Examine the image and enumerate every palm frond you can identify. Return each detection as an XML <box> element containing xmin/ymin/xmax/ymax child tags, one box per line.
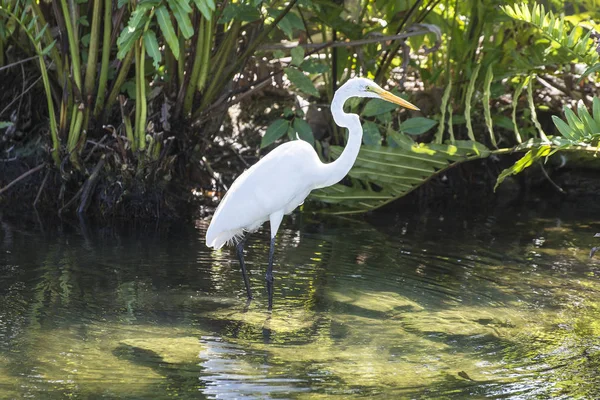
<box><xmin>311</xmin><ymin>134</ymin><xmax>490</xmax><ymax>214</ymax></box>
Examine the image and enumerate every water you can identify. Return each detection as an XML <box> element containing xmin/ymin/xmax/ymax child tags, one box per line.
<box><xmin>0</xmin><ymin>208</ymin><xmax>599</xmax><ymax>399</ymax></box>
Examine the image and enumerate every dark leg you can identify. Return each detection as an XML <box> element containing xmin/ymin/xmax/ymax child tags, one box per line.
<box><xmin>236</xmin><ymin>240</ymin><xmax>253</xmax><ymax>300</ymax></box>
<box><xmin>266</xmin><ymin>237</ymin><xmax>276</xmax><ymax>310</ymax></box>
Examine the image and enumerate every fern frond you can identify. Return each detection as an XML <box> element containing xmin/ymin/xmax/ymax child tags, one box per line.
<box><xmin>553</xmin><ymin>98</ymin><xmax>600</xmax><ymax>143</ymax></box>
<box><xmin>502</xmin><ymin>3</ymin><xmax>599</xmax><ymax>67</ymax></box>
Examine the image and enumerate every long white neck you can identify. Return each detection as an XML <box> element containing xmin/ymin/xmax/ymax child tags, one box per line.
<box><xmin>316</xmin><ymin>90</ymin><xmax>362</xmax><ymax>188</ymax></box>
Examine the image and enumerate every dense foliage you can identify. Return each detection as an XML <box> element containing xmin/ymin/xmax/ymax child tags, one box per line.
<box><xmin>0</xmin><ymin>0</ymin><xmax>598</xmax><ymax>217</ymax></box>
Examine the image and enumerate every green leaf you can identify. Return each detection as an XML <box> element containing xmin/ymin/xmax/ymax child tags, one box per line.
<box><xmin>483</xmin><ymin>64</ymin><xmax>497</xmax><ymax>148</ymax></box>
<box><xmin>205</xmin><ymin>0</ymin><xmax>216</xmax><ymax>10</ymax></box>
<box><xmin>593</xmin><ymin>97</ymin><xmax>600</xmax><ymax>127</ymax></box>
<box><xmin>129</xmin><ymin>5</ymin><xmax>151</xmax><ymax>29</ymax></box>
<box><xmin>290</xmin><ymin>46</ymin><xmax>305</xmax><ymax>66</ymax></box>
<box><xmin>143</xmin><ymin>30</ymin><xmax>161</xmax><ymax>69</ymax></box>
<box><xmin>293</xmin><ymin>118</ymin><xmax>314</xmax><ymax>145</ymax></box>
<box><xmin>279</xmin><ymin>12</ymin><xmax>303</xmax><ymax>39</ymax></box>
<box><xmin>300</xmin><ymin>59</ymin><xmax>328</xmax><ymax>73</ymax></box>
<box><xmin>117</xmin><ymin>5</ymin><xmax>152</xmax><ymax>59</ymax></box>
<box><xmin>156</xmin><ymin>5</ymin><xmax>179</xmax><ymax>59</ymax></box>
<box><xmin>284</xmin><ymin>12</ymin><xmax>304</xmax><ymax>30</ymax></box>
<box><xmin>40</xmin><ymin>40</ymin><xmax>57</xmax><ymax>56</ymax></box>
<box><xmin>116</xmin><ymin>25</ymin><xmax>143</xmax><ymax>60</ymax></box>
<box><xmin>78</xmin><ymin>15</ymin><xmax>89</xmax><ymax>27</ymax></box>
<box><xmin>552</xmin><ymin>115</ymin><xmax>576</xmax><ymax>140</ymax></box>
<box><xmin>362</xmin><ymin>121</ymin><xmax>382</xmax><ymax>145</ymax></box>
<box><xmin>578</xmin><ymin>64</ymin><xmax>600</xmax><ymax>84</ymax></box>
<box><xmin>577</xmin><ymin>101</ymin><xmax>599</xmax><ymax>136</ymax></box>
<box><xmin>563</xmin><ymin>106</ymin><xmax>585</xmax><ymax>139</ymax></box>
<box><xmin>175</xmin><ymin>0</ymin><xmax>192</xmax><ymax>13</ymax></box>
<box><xmin>193</xmin><ymin>0</ymin><xmax>213</xmax><ymax>20</ymax></box>
<box><xmin>276</xmin><ymin>13</ymin><xmax>293</xmax><ymax>39</ymax></box>
<box><xmin>284</xmin><ymin>67</ymin><xmax>319</xmax><ymax>97</ymax></box>
<box><xmin>399</xmin><ymin>117</ymin><xmax>438</xmax><ymax>135</ymax></box>
<box><xmin>219</xmin><ymin>4</ymin><xmax>260</xmax><ymax>23</ymax></box>
<box><xmin>34</xmin><ymin>23</ymin><xmax>48</xmax><ymax>43</ymax></box>
<box><xmin>387</xmin><ymin>130</ymin><xmax>415</xmax><ymax>149</ymax></box>
<box><xmin>311</xmin><ymin>140</ymin><xmax>489</xmax><ymax>213</ymax></box>
<box><xmin>121</xmin><ymin>80</ymin><xmax>137</xmax><ymax>99</ymax></box>
<box><xmin>81</xmin><ymin>33</ymin><xmax>91</xmax><ymax>47</ymax></box>
<box><xmin>261</xmin><ymin>119</ymin><xmax>290</xmax><ymax>148</ymax></box>
<box><xmin>0</xmin><ymin>121</ymin><xmax>14</xmax><ymax>129</ymax></box>
<box><xmin>283</xmin><ymin>107</ymin><xmax>294</xmax><ymax>118</ymax></box>
<box><xmin>494</xmin><ymin>146</ymin><xmax>551</xmax><ymax>191</ymax></box>
<box><xmin>362</xmin><ymin>98</ymin><xmax>400</xmax><ymax>117</ymax></box>
<box><xmin>167</xmin><ymin>0</ymin><xmax>194</xmax><ymax>39</ymax></box>
<box><xmin>494</xmin><ymin>115</ymin><xmax>513</xmax><ymax>131</ymax></box>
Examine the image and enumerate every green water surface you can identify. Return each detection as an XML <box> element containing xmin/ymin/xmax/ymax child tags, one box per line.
<box><xmin>0</xmin><ymin>209</ymin><xmax>599</xmax><ymax>399</ymax></box>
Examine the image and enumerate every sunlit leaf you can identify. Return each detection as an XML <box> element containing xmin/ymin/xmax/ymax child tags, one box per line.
<box><xmin>311</xmin><ymin>138</ymin><xmax>490</xmax><ymax>213</ymax></box>
<box><xmin>578</xmin><ymin>64</ymin><xmax>600</xmax><ymax>83</ymax></box>
<box><xmin>494</xmin><ymin>145</ymin><xmax>551</xmax><ymax>190</ymax></box>
<box><xmin>594</xmin><ymin>97</ymin><xmax>600</xmax><ymax>127</ymax></box>
<box><xmin>284</xmin><ymin>67</ymin><xmax>319</xmax><ymax>97</ymax></box>
<box><xmin>0</xmin><ymin>121</ymin><xmax>14</xmax><ymax>129</ymax></box>
<box><xmin>577</xmin><ymin>101</ymin><xmax>599</xmax><ymax>135</ymax></box>
<box><xmin>552</xmin><ymin>115</ymin><xmax>576</xmax><ymax>140</ymax></box>
<box><xmin>563</xmin><ymin>106</ymin><xmax>585</xmax><ymax>138</ymax></box>
<box><xmin>261</xmin><ymin>119</ymin><xmax>290</xmax><ymax>148</ymax></box>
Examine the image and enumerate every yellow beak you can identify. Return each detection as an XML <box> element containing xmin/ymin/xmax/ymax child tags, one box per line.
<box><xmin>376</xmin><ymin>89</ymin><xmax>420</xmax><ymax>111</ymax></box>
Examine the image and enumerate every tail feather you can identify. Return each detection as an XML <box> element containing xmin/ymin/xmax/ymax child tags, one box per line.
<box><xmin>206</xmin><ymin>229</ymin><xmax>244</xmax><ymax>249</ymax></box>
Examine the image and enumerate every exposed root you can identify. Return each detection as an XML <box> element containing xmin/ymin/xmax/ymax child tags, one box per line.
<box><xmin>0</xmin><ymin>163</ymin><xmax>46</xmax><ymax>196</ymax></box>
<box><xmin>77</xmin><ymin>155</ymin><xmax>106</xmax><ymax>214</ymax></box>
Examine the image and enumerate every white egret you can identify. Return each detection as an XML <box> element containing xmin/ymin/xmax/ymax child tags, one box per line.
<box><xmin>205</xmin><ymin>77</ymin><xmax>419</xmax><ymax>309</ymax></box>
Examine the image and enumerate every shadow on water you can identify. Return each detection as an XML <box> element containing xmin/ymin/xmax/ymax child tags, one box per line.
<box><xmin>0</xmin><ymin>205</ymin><xmax>599</xmax><ymax>399</ymax></box>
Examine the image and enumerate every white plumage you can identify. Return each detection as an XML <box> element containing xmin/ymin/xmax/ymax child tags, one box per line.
<box><xmin>205</xmin><ymin>77</ymin><xmax>419</xmax><ymax>308</ymax></box>
<box><xmin>205</xmin><ymin>140</ymin><xmax>320</xmax><ymax>249</ymax></box>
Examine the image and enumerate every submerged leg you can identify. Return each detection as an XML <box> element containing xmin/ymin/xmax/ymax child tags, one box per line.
<box><xmin>267</xmin><ymin>211</ymin><xmax>284</xmax><ymax>310</ymax></box>
<box><xmin>236</xmin><ymin>239</ymin><xmax>253</xmax><ymax>300</ymax></box>
<box><xmin>266</xmin><ymin>237</ymin><xmax>276</xmax><ymax>310</ymax></box>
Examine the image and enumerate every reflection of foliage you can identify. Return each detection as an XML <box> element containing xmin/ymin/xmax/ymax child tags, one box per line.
<box><xmin>1</xmin><ymin>218</ymin><xmax>600</xmax><ymax>397</ymax></box>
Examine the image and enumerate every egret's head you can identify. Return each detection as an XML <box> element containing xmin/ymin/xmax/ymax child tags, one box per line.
<box><xmin>342</xmin><ymin>77</ymin><xmax>420</xmax><ymax>111</ymax></box>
